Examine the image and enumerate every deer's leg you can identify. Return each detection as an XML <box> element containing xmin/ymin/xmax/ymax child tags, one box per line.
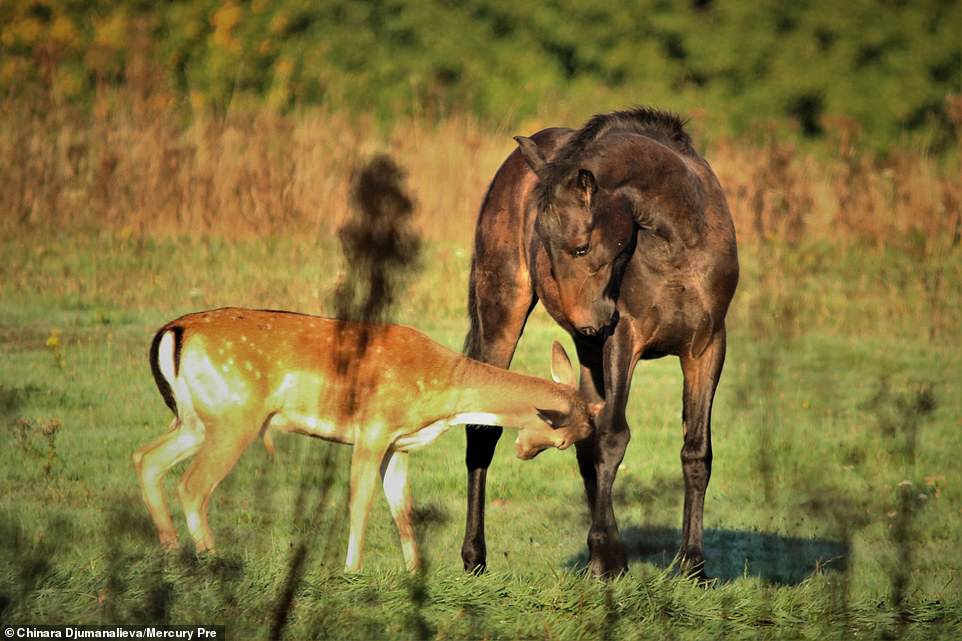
<box><xmin>582</xmin><ymin>324</ymin><xmax>639</xmax><ymax>578</ymax></box>
<box><xmin>176</xmin><ymin>417</ymin><xmax>259</xmax><ymax>553</ymax></box>
<box><xmin>133</xmin><ymin>417</ymin><xmax>204</xmax><ymax>549</ymax></box>
<box><xmin>678</xmin><ymin>326</ymin><xmax>726</xmax><ymax>578</ymax></box>
<box><xmin>380</xmin><ymin>449</ymin><xmax>420</xmax><ymax>572</ymax></box>
<box><xmin>462</xmin><ymin>282</ymin><xmax>535</xmax><ymax>573</ymax></box>
<box><xmin>345</xmin><ymin>438</ymin><xmax>391</xmax><ymax>573</ymax></box>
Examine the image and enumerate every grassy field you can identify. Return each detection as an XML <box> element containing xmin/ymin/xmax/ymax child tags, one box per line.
<box><xmin>2</xmin><ymin>104</ymin><xmax>961</xmax><ymax>639</ymax></box>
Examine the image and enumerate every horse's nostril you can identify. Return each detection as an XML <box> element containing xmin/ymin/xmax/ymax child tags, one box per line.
<box><xmin>605</xmin><ymin>310</ymin><xmax>620</xmax><ymax>330</ymax></box>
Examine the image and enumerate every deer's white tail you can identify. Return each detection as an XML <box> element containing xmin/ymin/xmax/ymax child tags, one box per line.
<box><xmin>149</xmin><ymin>328</ymin><xmax>181</xmax><ymax>417</ymax></box>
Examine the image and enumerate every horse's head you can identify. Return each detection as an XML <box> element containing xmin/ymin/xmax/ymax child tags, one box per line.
<box><xmin>516</xmin><ymin>136</ymin><xmax>635</xmax><ymax>338</ymax></box>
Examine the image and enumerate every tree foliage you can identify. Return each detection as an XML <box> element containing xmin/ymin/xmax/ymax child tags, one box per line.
<box><xmin>1</xmin><ymin>0</ymin><xmax>959</xmax><ymax>147</ymax></box>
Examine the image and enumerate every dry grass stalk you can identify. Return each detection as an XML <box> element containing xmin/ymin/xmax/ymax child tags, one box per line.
<box><xmin>2</xmin><ymin>92</ymin><xmax>958</xmax><ymax>256</ymax></box>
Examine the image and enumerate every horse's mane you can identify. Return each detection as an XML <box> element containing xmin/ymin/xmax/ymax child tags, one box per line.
<box><xmin>538</xmin><ymin>107</ymin><xmax>695</xmax><ymax>210</ymax></box>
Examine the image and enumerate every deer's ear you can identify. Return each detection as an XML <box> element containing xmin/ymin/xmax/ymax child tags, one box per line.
<box><xmin>536</xmin><ymin>408</ymin><xmax>567</xmax><ymax>428</ymax></box>
<box><xmin>589</xmin><ymin>402</ymin><xmax>604</xmax><ymax>420</ymax></box>
<box><xmin>550</xmin><ymin>341</ymin><xmax>576</xmax><ymax>387</ymax></box>
<box><xmin>514</xmin><ymin>136</ymin><xmax>547</xmax><ymax>180</ymax></box>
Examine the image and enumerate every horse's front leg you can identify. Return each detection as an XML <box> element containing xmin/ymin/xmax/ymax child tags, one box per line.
<box><xmin>461</xmin><ymin>284</ymin><xmax>536</xmax><ymax>573</ymax></box>
<box><xmin>575</xmin><ymin>323</ymin><xmax>639</xmax><ymax>578</ymax></box>
<box><xmin>678</xmin><ymin>326</ymin><xmax>727</xmax><ymax>578</ymax></box>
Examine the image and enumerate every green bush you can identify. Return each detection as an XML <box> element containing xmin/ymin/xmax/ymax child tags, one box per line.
<box><xmin>1</xmin><ymin>0</ymin><xmax>958</xmax><ymax>148</ymax></box>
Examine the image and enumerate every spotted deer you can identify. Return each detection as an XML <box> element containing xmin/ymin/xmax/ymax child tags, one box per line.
<box><xmin>133</xmin><ymin>307</ymin><xmax>596</xmax><ymax>572</ymax></box>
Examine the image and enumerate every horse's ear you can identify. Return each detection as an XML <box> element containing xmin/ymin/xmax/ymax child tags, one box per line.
<box><xmin>576</xmin><ymin>169</ymin><xmax>597</xmax><ymax>206</ymax></box>
<box><xmin>514</xmin><ymin>136</ymin><xmax>547</xmax><ymax>180</ymax></box>
<box><xmin>550</xmin><ymin>341</ymin><xmax>577</xmax><ymax>387</ymax></box>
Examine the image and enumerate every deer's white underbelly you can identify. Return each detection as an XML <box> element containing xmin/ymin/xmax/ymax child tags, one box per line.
<box><xmin>392</xmin><ymin>419</ymin><xmax>451</xmax><ymax>451</ymax></box>
<box><xmin>392</xmin><ymin>412</ymin><xmax>503</xmax><ymax>452</ymax></box>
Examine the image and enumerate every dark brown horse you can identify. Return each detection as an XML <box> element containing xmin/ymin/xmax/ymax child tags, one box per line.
<box><xmin>462</xmin><ymin>108</ymin><xmax>739</xmax><ymax>577</ymax></box>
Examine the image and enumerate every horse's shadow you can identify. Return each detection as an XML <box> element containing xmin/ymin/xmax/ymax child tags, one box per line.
<box><xmin>564</xmin><ymin>525</ymin><xmax>849</xmax><ymax>585</ymax></box>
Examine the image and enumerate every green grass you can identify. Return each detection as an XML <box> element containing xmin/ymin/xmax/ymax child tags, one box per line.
<box><xmin>1</xmin><ymin>231</ymin><xmax>961</xmax><ymax>639</ymax></box>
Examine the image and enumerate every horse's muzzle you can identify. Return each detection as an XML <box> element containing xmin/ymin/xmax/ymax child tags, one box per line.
<box><xmin>577</xmin><ymin>309</ymin><xmax>620</xmax><ymax>339</ymax></box>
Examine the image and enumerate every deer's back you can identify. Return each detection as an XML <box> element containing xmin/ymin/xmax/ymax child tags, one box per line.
<box><xmin>163</xmin><ymin>308</ymin><xmax>460</xmax><ymax>427</ymax></box>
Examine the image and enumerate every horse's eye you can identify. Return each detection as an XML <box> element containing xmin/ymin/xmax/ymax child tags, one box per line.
<box><xmin>572</xmin><ymin>244</ymin><xmax>590</xmax><ymax>257</ymax></box>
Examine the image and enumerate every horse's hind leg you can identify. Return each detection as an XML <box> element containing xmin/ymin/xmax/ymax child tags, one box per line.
<box><xmin>461</xmin><ymin>265</ymin><xmax>536</xmax><ymax>573</ymax></box>
<box><xmin>678</xmin><ymin>326</ymin><xmax>727</xmax><ymax>578</ymax></box>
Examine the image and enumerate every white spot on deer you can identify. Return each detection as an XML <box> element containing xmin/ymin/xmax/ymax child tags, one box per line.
<box><xmin>240</xmin><ymin>336</ymin><xmax>247</xmax><ymax>343</ymax></box>
<box><xmin>244</xmin><ymin>361</ymin><xmax>253</xmax><ymax>371</ymax></box>
<box><xmin>186</xmin><ymin>512</ymin><xmax>201</xmax><ymax>535</ymax></box>
<box><xmin>176</xmin><ymin>431</ymin><xmax>200</xmax><ymax>449</ymax></box>
<box><xmin>274</xmin><ymin>373</ymin><xmax>297</xmax><ymax>396</ymax></box>
<box><xmin>182</xmin><ymin>350</ymin><xmax>233</xmax><ymax>407</ymax></box>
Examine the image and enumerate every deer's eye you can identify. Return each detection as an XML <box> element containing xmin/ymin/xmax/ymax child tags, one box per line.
<box><xmin>572</xmin><ymin>244</ymin><xmax>590</xmax><ymax>257</ymax></box>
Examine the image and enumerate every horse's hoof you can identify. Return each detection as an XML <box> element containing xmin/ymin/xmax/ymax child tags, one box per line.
<box><xmin>587</xmin><ymin>556</ymin><xmax>629</xmax><ymax>579</ymax></box>
<box><xmin>586</xmin><ymin>536</ymin><xmax>629</xmax><ymax>578</ymax></box>
<box><xmin>679</xmin><ymin>548</ymin><xmax>711</xmax><ymax>584</ymax></box>
<box><xmin>461</xmin><ymin>541</ymin><xmax>487</xmax><ymax>575</ymax></box>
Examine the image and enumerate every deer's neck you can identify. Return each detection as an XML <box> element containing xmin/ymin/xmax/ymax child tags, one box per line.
<box><xmin>442</xmin><ymin>357</ymin><xmax>571</xmax><ymax>419</ymax></box>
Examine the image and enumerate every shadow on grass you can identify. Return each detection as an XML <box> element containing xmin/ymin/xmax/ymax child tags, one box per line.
<box><xmin>565</xmin><ymin>526</ymin><xmax>848</xmax><ymax>585</ymax></box>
